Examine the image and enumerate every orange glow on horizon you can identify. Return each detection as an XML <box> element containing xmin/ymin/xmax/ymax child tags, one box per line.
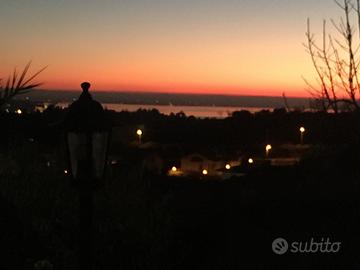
<box><xmin>39</xmin><ymin>82</ymin><xmax>310</xmax><ymax>98</ymax></box>
<box><xmin>2</xmin><ymin>24</ymin><xmax>316</xmax><ymax>98</ymax></box>
<box><xmin>39</xmin><ymin>70</ymin><xmax>311</xmax><ymax>97</ymax></box>
<box><xmin>2</xmin><ymin>24</ymin><xmax>316</xmax><ymax>99</ymax></box>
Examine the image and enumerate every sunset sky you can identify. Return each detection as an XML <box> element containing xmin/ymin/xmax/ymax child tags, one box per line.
<box><xmin>0</xmin><ymin>0</ymin><xmax>345</xmax><ymax>97</ymax></box>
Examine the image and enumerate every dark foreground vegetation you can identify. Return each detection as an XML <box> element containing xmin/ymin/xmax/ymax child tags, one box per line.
<box><xmin>1</xmin><ymin>107</ymin><xmax>360</xmax><ymax>269</ymax></box>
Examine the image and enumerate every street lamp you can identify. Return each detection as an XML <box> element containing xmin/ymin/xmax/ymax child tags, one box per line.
<box><xmin>136</xmin><ymin>129</ymin><xmax>143</xmax><ymax>144</ymax></box>
<box><xmin>265</xmin><ymin>144</ymin><xmax>272</xmax><ymax>157</ymax></box>
<box><xmin>299</xmin><ymin>126</ymin><xmax>306</xmax><ymax>144</ymax></box>
<box><xmin>65</xmin><ymin>82</ymin><xmax>110</xmax><ymax>270</ymax></box>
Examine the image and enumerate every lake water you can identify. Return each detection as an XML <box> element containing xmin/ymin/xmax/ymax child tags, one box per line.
<box><xmin>58</xmin><ymin>102</ymin><xmax>272</xmax><ymax>118</ymax></box>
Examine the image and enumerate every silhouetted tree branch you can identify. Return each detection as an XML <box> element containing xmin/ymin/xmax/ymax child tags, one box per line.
<box><xmin>282</xmin><ymin>92</ymin><xmax>291</xmax><ymax>112</ymax></box>
<box><xmin>304</xmin><ymin>0</ymin><xmax>360</xmax><ymax>112</ymax></box>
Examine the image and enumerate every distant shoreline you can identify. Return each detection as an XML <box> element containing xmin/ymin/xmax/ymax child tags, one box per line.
<box><xmin>18</xmin><ymin>89</ymin><xmax>311</xmax><ymax>109</ymax></box>
<box><xmin>35</xmin><ymin>88</ymin><xmax>309</xmax><ymax>99</ymax></box>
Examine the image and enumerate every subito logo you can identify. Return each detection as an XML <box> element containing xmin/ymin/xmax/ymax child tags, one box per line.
<box><xmin>272</xmin><ymin>238</ymin><xmax>288</xmax><ymax>255</ymax></box>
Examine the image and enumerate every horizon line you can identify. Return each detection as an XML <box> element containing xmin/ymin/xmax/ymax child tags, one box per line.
<box><xmin>35</xmin><ymin>88</ymin><xmax>311</xmax><ymax>99</ymax></box>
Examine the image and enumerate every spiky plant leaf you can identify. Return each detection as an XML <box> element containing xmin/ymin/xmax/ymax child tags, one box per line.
<box><xmin>0</xmin><ymin>62</ymin><xmax>46</xmax><ymax>107</ymax></box>
<box><xmin>16</xmin><ymin>61</ymin><xmax>32</xmax><ymax>89</ymax></box>
<box><xmin>20</xmin><ymin>65</ymin><xmax>47</xmax><ymax>89</ymax></box>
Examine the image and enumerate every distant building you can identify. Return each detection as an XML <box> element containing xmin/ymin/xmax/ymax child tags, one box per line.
<box><xmin>34</xmin><ymin>102</ymin><xmax>51</xmax><ymax>113</ymax></box>
<box><xmin>269</xmin><ymin>157</ymin><xmax>300</xmax><ymax>166</ymax></box>
<box><xmin>266</xmin><ymin>143</ymin><xmax>312</xmax><ymax>166</ymax></box>
<box><xmin>180</xmin><ymin>153</ymin><xmax>240</xmax><ymax>176</ymax></box>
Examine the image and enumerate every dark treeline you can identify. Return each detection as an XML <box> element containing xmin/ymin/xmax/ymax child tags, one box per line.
<box><xmin>1</xmin><ymin>106</ymin><xmax>360</xmax><ymax>149</ymax></box>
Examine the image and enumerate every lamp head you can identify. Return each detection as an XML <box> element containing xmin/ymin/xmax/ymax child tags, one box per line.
<box><xmin>65</xmin><ymin>82</ymin><xmax>111</xmax><ymax>188</ymax></box>
<box><xmin>81</xmin><ymin>82</ymin><xmax>91</xmax><ymax>92</ymax></box>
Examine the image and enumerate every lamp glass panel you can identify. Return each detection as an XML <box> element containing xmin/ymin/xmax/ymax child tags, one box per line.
<box><xmin>92</xmin><ymin>132</ymin><xmax>109</xmax><ymax>179</ymax></box>
<box><xmin>67</xmin><ymin>132</ymin><xmax>88</xmax><ymax>179</ymax></box>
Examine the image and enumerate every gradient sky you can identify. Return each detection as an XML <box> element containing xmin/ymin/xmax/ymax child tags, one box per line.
<box><xmin>0</xmin><ymin>0</ymin><xmax>345</xmax><ymax>96</ymax></box>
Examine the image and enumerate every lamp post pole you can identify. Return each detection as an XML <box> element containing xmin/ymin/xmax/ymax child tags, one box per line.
<box><xmin>137</xmin><ymin>129</ymin><xmax>142</xmax><ymax>144</ymax></box>
<box><xmin>299</xmin><ymin>127</ymin><xmax>305</xmax><ymax>145</ymax></box>
<box><xmin>265</xmin><ymin>144</ymin><xmax>272</xmax><ymax>158</ymax></box>
<box><xmin>77</xmin><ymin>135</ymin><xmax>94</xmax><ymax>270</ymax></box>
<box><xmin>65</xmin><ymin>82</ymin><xmax>110</xmax><ymax>270</ymax></box>
<box><xmin>79</xmin><ymin>186</ymin><xmax>93</xmax><ymax>270</ymax></box>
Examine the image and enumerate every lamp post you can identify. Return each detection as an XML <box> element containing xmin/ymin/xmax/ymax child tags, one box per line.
<box><xmin>136</xmin><ymin>129</ymin><xmax>143</xmax><ymax>144</ymax></box>
<box><xmin>65</xmin><ymin>82</ymin><xmax>110</xmax><ymax>270</ymax></box>
<box><xmin>299</xmin><ymin>126</ymin><xmax>305</xmax><ymax>144</ymax></box>
<box><xmin>265</xmin><ymin>144</ymin><xmax>272</xmax><ymax>157</ymax></box>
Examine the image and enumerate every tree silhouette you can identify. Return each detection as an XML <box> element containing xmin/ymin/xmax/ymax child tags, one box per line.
<box><xmin>304</xmin><ymin>0</ymin><xmax>360</xmax><ymax>112</ymax></box>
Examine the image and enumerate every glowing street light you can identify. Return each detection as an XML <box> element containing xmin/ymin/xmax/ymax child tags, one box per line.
<box><xmin>136</xmin><ymin>129</ymin><xmax>143</xmax><ymax>144</ymax></box>
<box><xmin>225</xmin><ymin>164</ymin><xmax>231</xmax><ymax>170</ymax></box>
<box><xmin>169</xmin><ymin>166</ymin><xmax>180</xmax><ymax>176</ymax></box>
<box><xmin>202</xmin><ymin>169</ymin><xmax>208</xmax><ymax>175</ymax></box>
<box><xmin>16</xmin><ymin>109</ymin><xmax>22</xmax><ymax>114</ymax></box>
<box><xmin>299</xmin><ymin>126</ymin><xmax>306</xmax><ymax>144</ymax></box>
<box><xmin>248</xmin><ymin>158</ymin><xmax>254</xmax><ymax>164</ymax></box>
<box><xmin>265</xmin><ymin>144</ymin><xmax>272</xmax><ymax>157</ymax></box>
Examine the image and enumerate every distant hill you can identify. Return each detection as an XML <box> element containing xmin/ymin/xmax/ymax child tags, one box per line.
<box><xmin>15</xmin><ymin>89</ymin><xmax>311</xmax><ymax>109</ymax></box>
